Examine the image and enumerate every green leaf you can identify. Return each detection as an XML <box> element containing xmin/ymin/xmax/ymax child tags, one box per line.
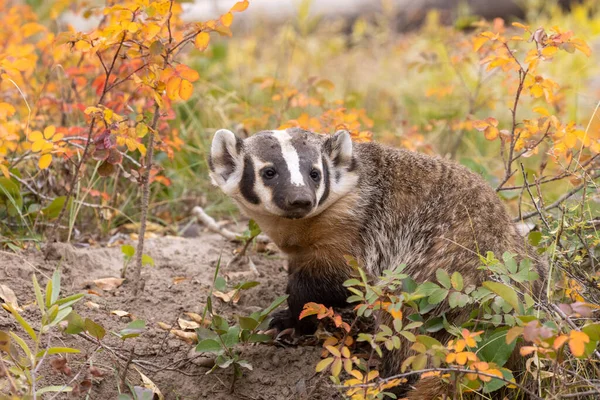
<box><xmin>65</xmin><ymin>311</ymin><xmax>86</xmax><ymax>335</ymax></box>
<box><xmin>214</xmin><ymin>276</ymin><xmax>227</xmax><ymax>292</ymax></box>
<box><xmin>428</xmin><ymin>288</ymin><xmax>449</xmax><ymax>305</ymax></box>
<box><xmin>40</xmin><ymin>196</ymin><xmax>68</xmax><ymax>220</ymax></box>
<box><xmin>195</xmin><ymin>339</ymin><xmax>223</xmax><ymax>354</ymax></box>
<box><xmin>56</xmin><ymin>293</ymin><xmax>85</xmax><ymax>309</ymax></box>
<box><xmin>343</xmin><ymin>278</ymin><xmax>361</xmax><ymax>287</ymax></box>
<box><xmin>121</xmin><ymin>244</ymin><xmax>135</xmax><ymax>258</ymax></box>
<box><xmin>482</xmin><ymin>281</ymin><xmax>521</xmax><ymax>312</ymax></box>
<box><xmin>238</xmin><ymin>316</ymin><xmax>259</xmax><ymax>331</ymax></box>
<box><xmin>248</xmin><ymin>333</ymin><xmax>272</xmax><ymax>343</ymax></box>
<box><xmin>9</xmin><ymin>331</ymin><xmax>32</xmax><ymax>360</ymax></box>
<box><xmin>85</xmin><ymin>318</ymin><xmax>106</xmax><ymax>340</ymax></box>
<box><xmin>528</xmin><ymin>231</ymin><xmax>542</xmax><ymax>246</ymax></box>
<box><xmin>50</xmin><ymin>269</ymin><xmax>61</xmax><ymax>305</ymax></box>
<box><xmin>435</xmin><ymin>269</ymin><xmax>451</xmax><ymax>289</ymax></box>
<box><xmin>221</xmin><ymin>326</ymin><xmax>240</xmax><ymax>347</ymax></box>
<box><xmin>141</xmin><ymin>254</ymin><xmax>154</xmax><ymax>267</ymax></box>
<box><xmin>36</xmin><ymin>347</ymin><xmax>80</xmax><ymax>358</ymax></box>
<box><xmin>4</xmin><ymin>304</ymin><xmax>36</xmax><ymax>341</ymax></box>
<box><xmin>0</xmin><ymin>177</ymin><xmax>23</xmax><ymax>217</ymax></box>
<box><xmin>117</xmin><ymin>319</ymin><xmax>146</xmax><ymax>340</ymax></box>
<box><xmin>478</xmin><ymin>329</ymin><xmax>517</xmax><ymax>367</ymax></box>
<box><xmin>36</xmin><ymin>386</ymin><xmax>73</xmax><ymax>395</ymax></box>
<box><xmin>235</xmin><ymin>281</ymin><xmax>259</xmax><ymax>290</ymax></box>
<box><xmin>451</xmin><ymin>272</ymin><xmax>464</xmax><ymax>291</ymax></box>
<box><xmin>248</xmin><ymin>219</ymin><xmax>261</xmax><ymax>237</ymax></box>
<box><xmin>260</xmin><ymin>295</ymin><xmax>289</xmax><ymax>319</ymax></box>
<box><xmin>49</xmin><ymin>306</ymin><xmax>73</xmax><ymax>326</ymax></box>
<box><xmin>32</xmin><ymin>274</ymin><xmax>45</xmax><ymax>315</ymax></box>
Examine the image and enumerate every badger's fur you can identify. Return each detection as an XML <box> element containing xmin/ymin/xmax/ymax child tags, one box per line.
<box><xmin>209</xmin><ymin>127</ymin><xmax>546</xmax><ymax>398</ymax></box>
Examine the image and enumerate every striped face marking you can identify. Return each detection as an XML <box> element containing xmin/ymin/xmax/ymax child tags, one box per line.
<box><xmin>271</xmin><ymin>130</ymin><xmax>305</xmax><ymax>186</ymax></box>
<box><xmin>209</xmin><ymin>128</ymin><xmax>358</xmax><ymax>219</ymax></box>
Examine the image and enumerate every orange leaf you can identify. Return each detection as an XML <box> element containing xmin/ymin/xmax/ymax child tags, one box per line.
<box><xmin>484</xmin><ymin>126</ymin><xmax>499</xmax><ymax>141</ymax></box>
<box><xmin>512</xmin><ymin>22</ymin><xmax>530</xmax><ymax>32</ymax></box>
<box><xmin>568</xmin><ymin>331</ymin><xmax>590</xmax><ymax>357</ymax></box>
<box><xmin>0</xmin><ymin>102</ymin><xmax>16</xmax><ymax>120</ymax></box>
<box><xmin>194</xmin><ymin>32</ymin><xmax>210</xmax><ymax>51</ymax></box>
<box><xmin>166</xmin><ymin>76</ymin><xmax>182</xmax><ymax>100</ymax></box>
<box><xmin>220</xmin><ymin>12</ymin><xmax>234</xmax><ymax>27</ymax></box>
<box><xmin>553</xmin><ymin>334</ymin><xmax>569</xmax><ymax>350</ymax></box>
<box><xmin>230</xmin><ymin>0</ymin><xmax>249</xmax><ymax>12</ymax></box>
<box><xmin>175</xmin><ymin>65</ymin><xmax>199</xmax><ymax>82</ymax></box>
<box><xmin>179</xmin><ymin>80</ymin><xmax>193</xmax><ymax>101</ymax></box>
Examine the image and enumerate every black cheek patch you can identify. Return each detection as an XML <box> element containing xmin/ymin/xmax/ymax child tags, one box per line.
<box><xmin>319</xmin><ymin>157</ymin><xmax>330</xmax><ymax>206</ymax></box>
<box><xmin>240</xmin><ymin>156</ymin><xmax>260</xmax><ymax>205</ymax></box>
<box><xmin>335</xmin><ymin>170</ymin><xmax>341</xmax><ymax>183</ymax></box>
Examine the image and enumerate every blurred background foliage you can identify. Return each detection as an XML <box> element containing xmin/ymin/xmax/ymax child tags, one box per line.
<box><xmin>0</xmin><ymin>0</ymin><xmax>599</xmax><ymax>244</ymax></box>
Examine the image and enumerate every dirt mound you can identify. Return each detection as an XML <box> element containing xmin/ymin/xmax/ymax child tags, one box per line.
<box><xmin>0</xmin><ymin>232</ymin><xmax>339</xmax><ymax>399</ymax></box>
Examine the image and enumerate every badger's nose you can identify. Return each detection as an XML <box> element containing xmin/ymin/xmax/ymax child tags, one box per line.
<box><xmin>286</xmin><ymin>193</ymin><xmax>314</xmax><ymax>209</ymax></box>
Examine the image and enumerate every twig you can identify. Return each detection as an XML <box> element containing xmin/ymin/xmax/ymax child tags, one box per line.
<box><xmin>516</xmin><ymin>171</ymin><xmax>600</xmax><ymax>221</ymax></box>
<box><xmin>120</xmin><ymin>346</ymin><xmax>135</xmax><ymax>391</ymax></box>
<box><xmin>192</xmin><ymin>206</ymin><xmax>270</xmax><ymax>244</ymax></box>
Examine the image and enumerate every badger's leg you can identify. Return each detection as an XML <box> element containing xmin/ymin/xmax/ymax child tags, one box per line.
<box><xmin>269</xmin><ymin>262</ymin><xmax>351</xmax><ymax>334</ymax></box>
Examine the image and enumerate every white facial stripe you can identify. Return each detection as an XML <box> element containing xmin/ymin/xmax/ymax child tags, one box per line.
<box><xmin>272</xmin><ymin>130</ymin><xmax>305</xmax><ymax>187</ymax></box>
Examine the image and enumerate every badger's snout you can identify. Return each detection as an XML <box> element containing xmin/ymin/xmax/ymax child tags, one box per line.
<box><xmin>282</xmin><ymin>189</ymin><xmax>315</xmax><ymax>218</ymax></box>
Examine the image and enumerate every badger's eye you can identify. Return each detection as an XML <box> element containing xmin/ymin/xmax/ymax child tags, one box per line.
<box><xmin>261</xmin><ymin>167</ymin><xmax>277</xmax><ymax>180</ymax></box>
<box><xmin>309</xmin><ymin>169</ymin><xmax>321</xmax><ymax>182</ymax></box>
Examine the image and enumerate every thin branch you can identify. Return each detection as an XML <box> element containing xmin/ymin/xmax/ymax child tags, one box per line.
<box><xmin>516</xmin><ymin>171</ymin><xmax>600</xmax><ymax>221</ymax></box>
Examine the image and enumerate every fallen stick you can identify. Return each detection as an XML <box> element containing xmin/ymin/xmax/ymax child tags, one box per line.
<box><xmin>192</xmin><ymin>206</ymin><xmax>270</xmax><ymax>243</ymax></box>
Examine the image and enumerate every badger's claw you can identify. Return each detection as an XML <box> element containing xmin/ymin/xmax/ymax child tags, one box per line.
<box><xmin>268</xmin><ymin>308</ymin><xmax>294</xmax><ymax>332</ymax></box>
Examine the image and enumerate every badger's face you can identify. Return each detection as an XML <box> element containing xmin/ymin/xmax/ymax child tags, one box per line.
<box><xmin>209</xmin><ymin>128</ymin><xmax>358</xmax><ymax>220</ymax></box>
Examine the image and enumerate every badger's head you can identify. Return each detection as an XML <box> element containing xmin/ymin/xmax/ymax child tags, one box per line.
<box><xmin>208</xmin><ymin>128</ymin><xmax>358</xmax><ymax>219</ymax></box>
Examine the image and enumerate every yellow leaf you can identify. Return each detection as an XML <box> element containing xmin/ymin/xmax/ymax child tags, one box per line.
<box><xmin>472</xmin><ymin>120</ymin><xmax>489</xmax><ymax>131</ymax></box>
<box><xmin>315</xmin><ymin>357</ymin><xmax>333</xmax><ymax>372</ymax></box>
<box><xmin>0</xmin><ymin>102</ymin><xmax>16</xmax><ymax>120</ymax></box>
<box><xmin>565</xmin><ymin>132</ymin><xmax>578</xmax><ymax>148</ymax></box>
<box><xmin>532</xmin><ymin>106</ymin><xmax>550</xmax><ymax>116</ymax></box>
<box><xmin>230</xmin><ymin>0</ymin><xmax>249</xmax><ymax>12</ymax></box>
<box><xmin>571</xmin><ymin>38</ymin><xmax>591</xmax><ymax>57</ymax></box>
<box><xmin>484</xmin><ymin>126</ymin><xmax>499</xmax><ymax>141</ymax></box>
<box><xmin>194</xmin><ymin>32</ymin><xmax>210</xmax><ymax>51</ymax></box>
<box><xmin>220</xmin><ymin>12</ymin><xmax>234</xmax><ymax>27</ymax></box>
<box><xmin>512</xmin><ymin>22</ymin><xmax>530</xmax><ymax>31</ymax></box>
<box><xmin>38</xmin><ymin>154</ymin><xmax>52</xmax><ymax>169</ymax></box>
<box><xmin>0</xmin><ymin>164</ymin><xmax>9</xmax><ymax>179</ymax></box>
<box><xmin>43</xmin><ymin>126</ymin><xmax>56</xmax><ymax>139</ymax></box>
<box><xmin>473</xmin><ymin>36</ymin><xmax>488</xmax><ymax>52</ymax></box>
<box><xmin>530</xmin><ymin>85</ymin><xmax>544</xmax><ymax>98</ymax></box>
<box><xmin>541</xmin><ymin>46</ymin><xmax>558</xmax><ymax>58</ymax></box>
<box><xmin>179</xmin><ymin>80</ymin><xmax>193</xmax><ymax>101</ymax></box>
<box><xmin>331</xmin><ymin>358</ymin><xmax>342</xmax><ymax>377</ymax></box>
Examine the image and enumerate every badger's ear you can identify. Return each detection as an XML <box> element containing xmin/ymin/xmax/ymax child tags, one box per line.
<box><xmin>325</xmin><ymin>130</ymin><xmax>353</xmax><ymax>168</ymax></box>
<box><xmin>209</xmin><ymin>129</ymin><xmax>243</xmax><ymax>185</ymax></box>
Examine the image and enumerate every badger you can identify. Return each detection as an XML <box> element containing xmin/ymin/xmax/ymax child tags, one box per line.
<box><xmin>208</xmin><ymin>127</ymin><xmax>545</xmax><ymax>398</ymax></box>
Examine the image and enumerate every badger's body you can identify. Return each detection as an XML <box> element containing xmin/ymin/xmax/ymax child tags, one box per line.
<box><xmin>209</xmin><ymin>128</ymin><xmax>545</xmax><ymax>398</ymax></box>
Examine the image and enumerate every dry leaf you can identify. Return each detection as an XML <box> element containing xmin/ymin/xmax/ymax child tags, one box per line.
<box><xmin>0</xmin><ymin>285</ymin><xmax>20</xmax><ymax>310</ymax></box>
<box><xmin>178</xmin><ymin>318</ymin><xmax>200</xmax><ymax>330</ymax></box>
<box><xmin>185</xmin><ymin>312</ymin><xmax>211</xmax><ymax>325</ymax></box>
<box><xmin>85</xmin><ymin>301</ymin><xmax>100</xmax><ymax>309</ymax></box>
<box><xmin>172</xmin><ymin>276</ymin><xmax>189</xmax><ymax>285</ymax></box>
<box><xmin>134</xmin><ymin>367</ymin><xmax>164</xmax><ymax>400</ymax></box>
<box><xmin>170</xmin><ymin>329</ymin><xmax>198</xmax><ymax>344</ymax></box>
<box><xmin>87</xmin><ymin>289</ymin><xmax>102</xmax><ymax>296</ymax></box>
<box><xmin>111</xmin><ymin>310</ymin><xmax>132</xmax><ymax>318</ymax></box>
<box><xmin>213</xmin><ymin>289</ymin><xmax>235</xmax><ymax>303</ymax></box>
<box><xmin>93</xmin><ymin>277</ymin><xmax>125</xmax><ymax>291</ymax></box>
<box><xmin>157</xmin><ymin>322</ymin><xmax>172</xmax><ymax>330</ymax></box>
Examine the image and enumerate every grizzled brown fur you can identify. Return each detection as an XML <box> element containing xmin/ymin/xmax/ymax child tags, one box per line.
<box><xmin>209</xmin><ymin>129</ymin><xmax>546</xmax><ymax>399</ymax></box>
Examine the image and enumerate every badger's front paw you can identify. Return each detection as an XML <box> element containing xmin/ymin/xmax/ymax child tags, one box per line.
<box><xmin>268</xmin><ymin>308</ymin><xmax>294</xmax><ymax>332</ymax></box>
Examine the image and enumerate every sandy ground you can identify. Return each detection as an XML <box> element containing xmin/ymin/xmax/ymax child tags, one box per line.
<box><xmin>0</xmin><ymin>227</ymin><xmax>340</xmax><ymax>399</ymax></box>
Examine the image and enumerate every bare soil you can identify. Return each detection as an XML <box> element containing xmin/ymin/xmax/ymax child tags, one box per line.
<box><xmin>0</xmin><ymin>227</ymin><xmax>340</xmax><ymax>400</ymax></box>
